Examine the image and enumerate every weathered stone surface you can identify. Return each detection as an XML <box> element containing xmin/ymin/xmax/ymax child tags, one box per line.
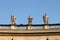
<box><xmin>0</xmin><ymin>36</ymin><xmax>60</xmax><ymax>40</ymax></box>
<box><xmin>0</xmin><ymin>29</ymin><xmax>60</xmax><ymax>40</ymax></box>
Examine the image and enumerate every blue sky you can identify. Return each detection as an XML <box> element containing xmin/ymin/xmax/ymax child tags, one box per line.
<box><xmin>0</xmin><ymin>0</ymin><xmax>60</xmax><ymax>24</ymax></box>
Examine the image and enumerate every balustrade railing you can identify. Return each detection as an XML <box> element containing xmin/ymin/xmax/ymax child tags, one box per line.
<box><xmin>0</xmin><ymin>24</ymin><xmax>60</xmax><ymax>29</ymax></box>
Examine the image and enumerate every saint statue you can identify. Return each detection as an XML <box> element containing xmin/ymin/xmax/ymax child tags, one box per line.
<box><xmin>43</xmin><ymin>14</ymin><xmax>48</xmax><ymax>24</ymax></box>
<box><xmin>11</xmin><ymin>15</ymin><xmax>16</xmax><ymax>24</ymax></box>
<box><xmin>28</xmin><ymin>16</ymin><xmax>33</xmax><ymax>24</ymax></box>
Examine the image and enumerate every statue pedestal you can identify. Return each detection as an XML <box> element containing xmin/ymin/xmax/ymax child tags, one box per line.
<box><xmin>43</xmin><ymin>24</ymin><xmax>49</xmax><ymax>29</ymax></box>
<box><xmin>28</xmin><ymin>26</ymin><xmax>32</xmax><ymax>30</ymax></box>
<box><xmin>10</xmin><ymin>24</ymin><xmax>15</xmax><ymax>29</ymax></box>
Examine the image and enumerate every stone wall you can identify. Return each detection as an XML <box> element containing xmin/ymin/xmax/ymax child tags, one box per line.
<box><xmin>0</xmin><ymin>29</ymin><xmax>60</xmax><ymax>40</ymax></box>
<box><xmin>0</xmin><ymin>35</ymin><xmax>60</xmax><ymax>40</ymax></box>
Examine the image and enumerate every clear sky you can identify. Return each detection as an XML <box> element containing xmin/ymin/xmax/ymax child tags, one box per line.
<box><xmin>0</xmin><ymin>0</ymin><xmax>60</xmax><ymax>24</ymax></box>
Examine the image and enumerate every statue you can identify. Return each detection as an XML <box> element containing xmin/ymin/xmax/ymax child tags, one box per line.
<box><xmin>28</xmin><ymin>16</ymin><xmax>33</xmax><ymax>24</ymax></box>
<box><xmin>11</xmin><ymin>15</ymin><xmax>16</xmax><ymax>24</ymax></box>
<box><xmin>43</xmin><ymin>14</ymin><xmax>48</xmax><ymax>24</ymax></box>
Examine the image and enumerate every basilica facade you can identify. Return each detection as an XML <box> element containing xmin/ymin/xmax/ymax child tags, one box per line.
<box><xmin>0</xmin><ymin>14</ymin><xmax>60</xmax><ymax>40</ymax></box>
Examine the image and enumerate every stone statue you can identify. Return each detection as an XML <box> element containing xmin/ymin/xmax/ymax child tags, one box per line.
<box><xmin>11</xmin><ymin>15</ymin><xmax>16</xmax><ymax>24</ymax></box>
<box><xmin>43</xmin><ymin>14</ymin><xmax>48</xmax><ymax>24</ymax></box>
<box><xmin>28</xmin><ymin>16</ymin><xmax>33</xmax><ymax>24</ymax></box>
